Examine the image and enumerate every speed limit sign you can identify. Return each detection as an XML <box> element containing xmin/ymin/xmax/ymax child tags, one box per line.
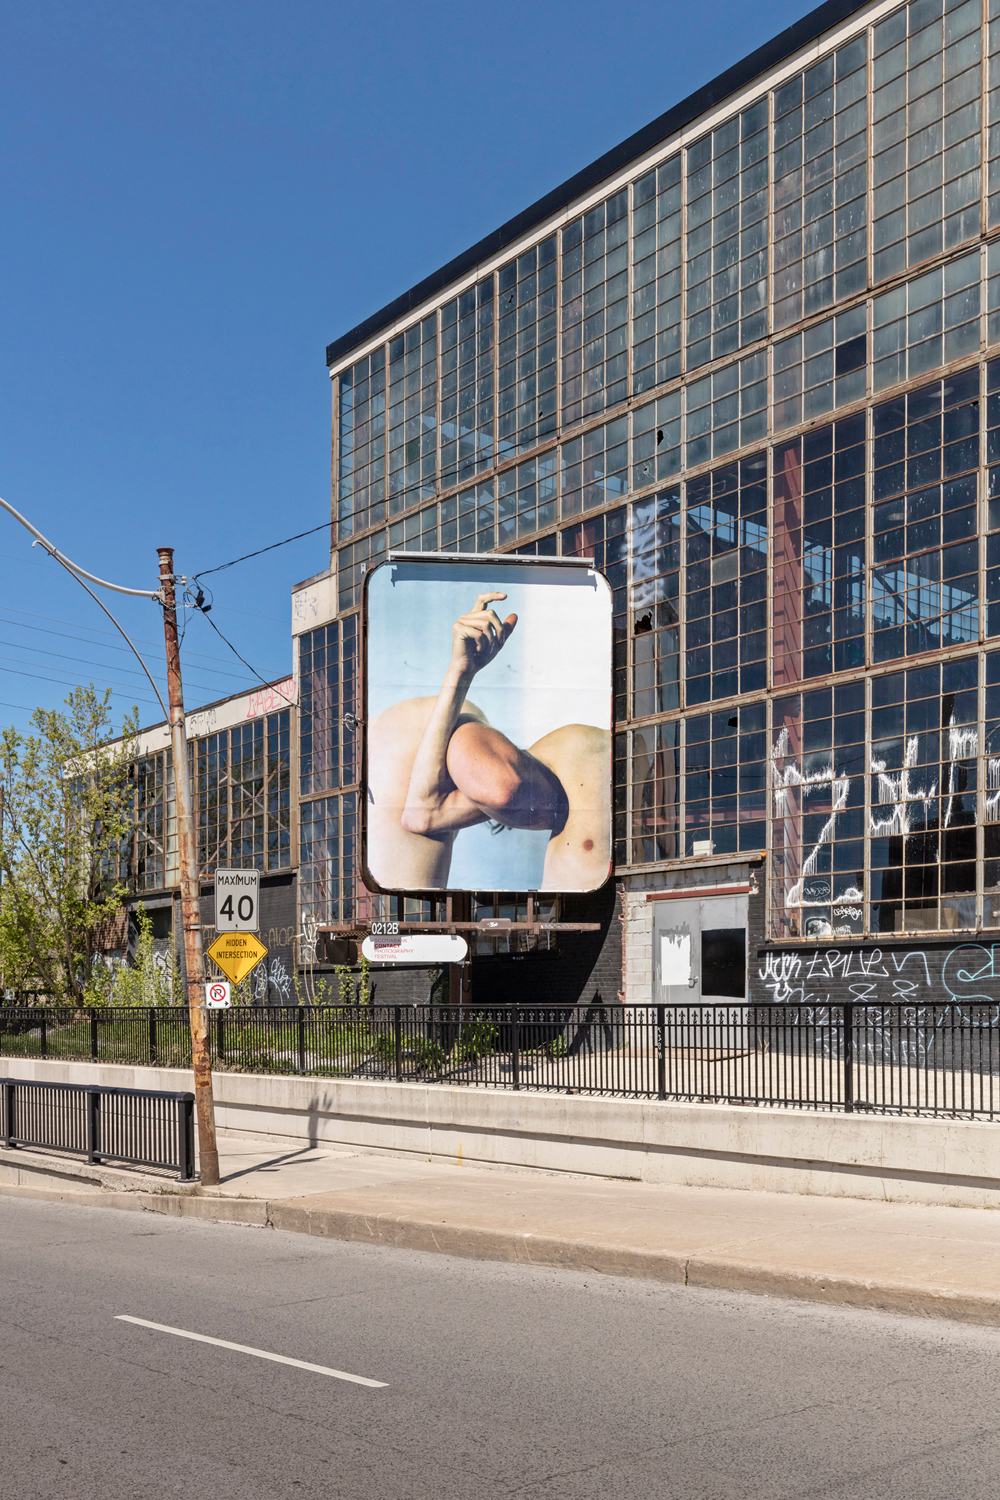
<box><xmin>215</xmin><ymin>869</ymin><xmax>260</xmax><ymax>932</ymax></box>
<box><xmin>205</xmin><ymin>981</ymin><xmax>231</xmax><ymax>1009</ymax></box>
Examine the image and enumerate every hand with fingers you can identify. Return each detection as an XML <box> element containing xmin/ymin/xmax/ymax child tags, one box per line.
<box><xmin>450</xmin><ymin>591</ymin><xmax>518</xmax><ymax>677</ymax></box>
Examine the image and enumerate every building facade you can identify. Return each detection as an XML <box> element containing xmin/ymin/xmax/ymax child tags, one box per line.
<box><xmin>306</xmin><ymin>0</ymin><xmax>1000</xmax><ymax>1012</ymax></box>
<box><xmin>110</xmin><ymin>677</ymin><xmax>299</xmax><ymax>1001</ymax></box>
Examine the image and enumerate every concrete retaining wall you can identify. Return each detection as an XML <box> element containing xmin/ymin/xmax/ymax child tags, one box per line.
<box><xmin>3</xmin><ymin>1055</ymin><xmax>999</xmax><ymax>1208</ymax></box>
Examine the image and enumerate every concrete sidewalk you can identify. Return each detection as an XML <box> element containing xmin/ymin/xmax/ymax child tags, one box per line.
<box><xmin>3</xmin><ymin>1132</ymin><xmax>1000</xmax><ymax>1326</ymax></box>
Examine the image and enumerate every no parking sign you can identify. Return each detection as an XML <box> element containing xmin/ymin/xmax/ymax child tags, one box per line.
<box><xmin>205</xmin><ymin>981</ymin><xmax>231</xmax><ymax>1009</ymax></box>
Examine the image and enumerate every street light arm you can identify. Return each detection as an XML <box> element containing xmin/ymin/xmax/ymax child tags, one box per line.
<box><xmin>40</xmin><ymin>547</ymin><xmax>168</xmax><ymax>720</ymax></box>
<box><xmin>0</xmin><ymin>494</ymin><xmax>161</xmax><ymax>599</ymax></box>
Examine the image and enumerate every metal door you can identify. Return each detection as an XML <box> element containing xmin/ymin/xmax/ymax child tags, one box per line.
<box><xmin>652</xmin><ymin>895</ymin><xmax>748</xmax><ymax>1048</ymax></box>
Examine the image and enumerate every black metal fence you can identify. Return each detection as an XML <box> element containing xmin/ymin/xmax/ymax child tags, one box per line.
<box><xmin>1</xmin><ymin>1002</ymin><xmax>999</xmax><ymax>1120</ymax></box>
<box><xmin>0</xmin><ymin>1077</ymin><xmax>195</xmax><ymax>1179</ymax></box>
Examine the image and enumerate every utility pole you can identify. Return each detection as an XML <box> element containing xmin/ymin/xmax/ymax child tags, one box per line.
<box><xmin>157</xmin><ymin>547</ymin><xmax>220</xmax><ymax>1187</ymax></box>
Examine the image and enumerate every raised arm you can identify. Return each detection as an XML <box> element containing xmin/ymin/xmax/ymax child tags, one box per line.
<box><xmin>401</xmin><ymin>592</ymin><xmax>517</xmax><ymax>835</ymax></box>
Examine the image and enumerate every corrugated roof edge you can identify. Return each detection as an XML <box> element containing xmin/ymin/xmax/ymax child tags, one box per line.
<box><xmin>325</xmin><ymin>0</ymin><xmax>869</xmax><ymax>369</ymax></box>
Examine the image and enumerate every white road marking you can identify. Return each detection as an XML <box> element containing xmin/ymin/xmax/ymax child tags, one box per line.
<box><xmin>115</xmin><ymin>1315</ymin><xmax>387</xmax><ymax>1387</ymax></box>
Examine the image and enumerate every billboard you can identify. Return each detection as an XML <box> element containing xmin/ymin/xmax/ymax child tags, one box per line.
<box><xmin>363</xmin><ymin>556</ymin><xmax>612</xmax><ymax>894</ymax></box>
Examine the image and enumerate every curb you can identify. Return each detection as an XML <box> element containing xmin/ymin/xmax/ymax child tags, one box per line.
<box><xmin>2</xmin><ymin>1175</ymin><xmax>998</xmax><ymax>1327</ymax></box>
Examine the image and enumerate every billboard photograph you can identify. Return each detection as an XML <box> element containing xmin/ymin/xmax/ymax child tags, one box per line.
<box><xmin>364</xmin><ymin>557</ymin><xmax>612</xmax><ymax>894</ymax></box>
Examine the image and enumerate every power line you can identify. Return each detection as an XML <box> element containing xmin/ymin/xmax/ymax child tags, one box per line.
<box><xmin>193</xmin><ymin>520</ymin><xmax>330</xmax><ymax>581</ymax></box>
<box><xmin>191</xmin><ymin>605</ymin><xmax>274</xmax><ymax>690</ymax></box>
<box><xmin>0</xmin><ymin>616</ymin><xmax>255</xmax><ymax>685</ymax></box>
<box><xmin>0</xmin><ymin>603</ymin><xmax>255</xmax><ymax>670</ymax></box>
<box><xmin>0</xmin><ymin>661</ymin><xmax>159</xmax><ymax>704</ymax></box>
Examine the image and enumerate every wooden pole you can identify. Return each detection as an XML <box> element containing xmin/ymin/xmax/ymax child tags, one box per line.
<box><xmin>157</xmin><ymin>548</ymin><xmax>219</xmax><ymax>1187</ymax></box>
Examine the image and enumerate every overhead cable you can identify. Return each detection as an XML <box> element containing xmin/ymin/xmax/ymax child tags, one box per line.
<box><xmin>193</xmin><ymin>520</ymin><xmax>330</xmax><ymax>581</ymax></box>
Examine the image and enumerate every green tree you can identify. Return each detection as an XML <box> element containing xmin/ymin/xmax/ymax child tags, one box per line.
<box><xmin>0</xmin><ymin>686</ymin><xmax>138</xmax><ymax>1002</ymax></box>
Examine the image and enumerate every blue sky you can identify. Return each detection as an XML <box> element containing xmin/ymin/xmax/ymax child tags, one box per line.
<box><xmin>0</xmin><ymin>0</ymin><xmax>806</xmax><ymax>736</ymax></box>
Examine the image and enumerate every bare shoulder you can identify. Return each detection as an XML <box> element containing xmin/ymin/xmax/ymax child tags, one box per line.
<box><xmin>530</xmin><ymin>724</ymin><xmax>611</xmax><ymax>774</ymax></box>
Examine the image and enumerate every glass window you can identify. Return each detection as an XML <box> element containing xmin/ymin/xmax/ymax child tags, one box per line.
<box><xmin>560</xmin><ymin>415</ymin><xmax>629</xmax><ymax>516</ymax></box>
<box><xmin>770</xmin><ymin>682</ymin><xmax>867</xmax><ymax>938</ymax></box>
<box><xmin>683</xmin><ymin>703</ymin><xmax>767</xmax><ymax>859</ymax></box>
<box><xmin>561</xmin><ymin>192</ymin><xmax>629</xmax><ymax>426</ymax></box>
<box><xmin>386</xmin><ymin>317</ymin><xmax>437</xmax><ymax>517</ymax></box>
<box><xmin>497</xmin><ymin>450</ymin><xmax>558</xmax><ymax>544</ymax></box>
<box><xmin>631</xmin><ymin>488</ymin><xmax>681</xmax><ymax>718</ymax></box>
<box><xmin>773</xmin><ymin>302</ymin><xmax>868</xmax><ymax>431</ymax></box>
<box><xmin>497</xmin><ymin>243</ymin><xmax>556</xmax><ymax>459</ymax></box>
<box><xmin>631</xmin><ymin>156</ymin><xmax>682</xmax><ymax>395</ymax></box>
<box><xmin>440</xmin><ymin>275</ymin><xmax>495</xmax><ymax>487</ymax></box>
<box><xmin>684</xmin><ymin>455</ymin><xmax>768</xmax><ymax>705</ymax></box>
<box><xmin>773</xmin><ymin>413</ymin><xmax>867</xmax><ymax>686</ymax></box>
<box><xmin>337</xmin><ymin>348</ymin><xmax>386</xmax><ymax>542</ymax></box>
<box><xmin>685</xmin><ymin>350</ymin><xmax>767</xmax><ymax>467</ymax></box>
<box><xmin>631</xmin><ymin>391</ymin><xmax>681</xmax><ymax>488</ymax></box>
<box><xmin>871</xmin><ymin>365</ymin><xmax>980</xmax><ymax>662</ymax></box>
<box><xmin>685</xmin><ymin>100</ymin><xmax>769</xmax><ymax>371</ymax></box>
<box><xmin>872</xmin><ymin>250</ymin><xmax>980</xmax><ymax>389</ymax></box>
<box><xmin>872</xmin><ymin>0</ymin><xmax>982</xmax><ymax>282</ymax></box>
<box><xmin>772</xmin><ymin>36</ymin><xmax>870</xmax><ymax>331</ymax></box>
<box><xmin>869</xmin><ymin>656</ymin><xmax>979</xmax><ymax>934</ymax></box>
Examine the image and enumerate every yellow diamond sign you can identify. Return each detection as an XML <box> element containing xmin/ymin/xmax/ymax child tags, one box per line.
<box><xmin>206</xmin><ymin>932</ymin><xmax>268</xmax><ymax>985</ymax></box>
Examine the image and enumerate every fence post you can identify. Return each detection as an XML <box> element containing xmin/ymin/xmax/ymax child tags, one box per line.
<box><xmin>215</xmin><ymin>1009</ymin><xmax>225</xmax><ymax>1065</ymax></box>
<box><xmin>5</xmin><ymin>1081</ymin><xmax>15</xmax><ymax>1147</ymax></box>
<box><xmin>393</xmin><ymin>1006</ymin><xmax>403</xmax><ymax>1082</ymax></box>
<box><xmin>656</xmin><ymin>1004</ymin><xmax>666</xmax><ymax>1101</ymax></box>
<box><xmin>511</xmin><ymin>1003</ymin><xmax>520</xmax><ymax>1091</ymax></box>
<box><xmin>179</xmin><ymin>1095</ymin><xmax>195</xmax><ymax>1182</ymax></box>
<box><xmin>90</xmin><ymin>1010</ymin><xmax>98</xmax><ymax>1062</ymax></box>
<box><xmin>39</xmin><ymin>1013</ymin><xmax>47</xmax><ymax>1058</ymax></box>
<box><xmin>297</xmin><ymin>1007</ymin><xmax>306</xmax><ymax>1076</ymax></box>
<box><xmin>149</xmin><ymin>1009</ymin><xmax>157</xmax><ymax>1065</ymax></box>
<box><xmin>843</xmin><ymin>1002</ymin><xmax>854</xmax><ymax>1114</ymax></box>
<box><xmin>86</xmin><ymin>1088</ymin><xmax>100</xmax><ymax>1165</ymax></box>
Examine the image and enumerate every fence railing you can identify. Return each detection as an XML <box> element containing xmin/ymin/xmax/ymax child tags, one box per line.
<box><xmin>0</xmin><ymin>1076</ymin><xmax>195</xmax><ymax>1179</ymax></box>
<box><xmin>0</xmin><ymin>1002</ymin><xmax>999</xmax><ymax>1120</ymax></box>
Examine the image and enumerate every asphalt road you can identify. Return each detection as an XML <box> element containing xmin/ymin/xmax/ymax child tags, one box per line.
<box><xmin>2</xmin><ymin>1197</ymin><xmax>1000</xmax><ymax>1500</ymax></box>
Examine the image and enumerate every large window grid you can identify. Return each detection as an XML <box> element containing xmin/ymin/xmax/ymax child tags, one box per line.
<box><xmin>631</xmin><ymin>392</ymin><xmax>681</xmax><ymax>488</ymax></box>
<box><xmin>772</xmin><ymin>35</ymin><xmax>869</xmax><ymax>332</ymax></box>
<box><xmin>497</xmin><ymin>451</ymin><xmax>558</xmax><ymax>545</ymax></box>
<box><xmin>871</xmin><ymin>364</ymin><xmax>980</xmax><ymax>662</ymax></box>
<box><xmin>631</xmin><ymin>156</ymin><xmax>682</xmax><ymax>395</ymax></box>
<box><xmin>300</xmin><ymin>793</ymin><xmax>356</xmax><ymax>924</ymax></box>
<box><xmin>872</xmin><ymin>0</ymin><xmax>983</xmax><ymax>283</ymax></box>
<box><xmin>873</xmin><ymin>248</ymin><xmax>981</xmax><ymax>389</ymax></box>
<box><xmin>561</xmin><ymin>192</ymin><xmax>629</xmax><ymax>428</ymax></box>
<box><xmin>387</xmin><ymin>318</ymin><xmax>437</xmax><ymax>517</ymax></box>
<box><xmin>685</xmin><ymin>352</ymin><xmax>766</xmax><ymax>467</ymax></box>
<box><xmin>770</xmin><ymin>682</ymin><xmax>867</xmax><ymax>939</ymax></box>
<box><xmin>195</xmin><ymin>711</ymin><xmax>291</xmax><ymax>876</ymax></box>
<box><xmin>773</xmin><ymin>414</ymin><xmax>867</xmax><ymax>687</ymax></box>
<box><xmin>337</xmin><ymin>349</ymin><xmax>385</xmax><ymax>542</ymax></box>
<box><xmin>773</xmin><ymin>304</ymin><xmax>868</xmax><ymax>432</ymax></box>
<box><xmin>629</xmin><ymin>706</ymin><xmax>766</xmax><ymax>867</ymax></box>
<box><xmin>440</xmin><ymin>276</ymin><xmax>494</xmax><ymax>489</ymax></box>
<box><xmin>299</xmin><ymin>620</ymin><xmax>357</xmax><ymax>796</ymax></box>
<box><xmin>989</xmin><ymin>0</ymin><xmax>1000</xmax><ymax>227</ymax></box>
<box><xmin>685</xmin><ymin>100</ymin><xmax>769</xmax><ymax>371</ymax></box>
<box><xmin>684</xmin><ymin>455</ymin><xmax>768</xmax><ymax>705</ymax></box>
<box><xmin>498</xmin><ymin>243</ymin><xmax>557</xmax><ymax>460</ymax></box>
<box><xmin>869</xmin><ymin>655</ymin><xmax>979</xmax><ymax>934</ymax></box>
<box><xmin>560</xmin><ymin>416</ymin><xmax>628</xmax><ymax>516</ymax></box>
<box><xmin>630</xmin><ymin>488</ymin><xmax>681</xmax><ymax>720</ymax></box>
<box><xmin>983</xmin><ymin>353</ymin><xmax>1000</xmax><ymax>635</ymax></box>
<box><xmin>134</xmin><ymin>751</ymin><xmax>177</xmax><ymax>893</ymax></box>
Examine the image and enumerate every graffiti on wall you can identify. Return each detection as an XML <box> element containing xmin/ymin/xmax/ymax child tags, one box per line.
<box><xmin>756</xmin><ymin>943</ymin><xmax>1000</xmax><ymax>1008</ymax></box>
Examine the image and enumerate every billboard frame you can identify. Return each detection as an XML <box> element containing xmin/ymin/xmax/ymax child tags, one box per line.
<box><xmin>359</xmin><ymin>550</ymin><xmax>614</xmax><ymax>899</ymax></box>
